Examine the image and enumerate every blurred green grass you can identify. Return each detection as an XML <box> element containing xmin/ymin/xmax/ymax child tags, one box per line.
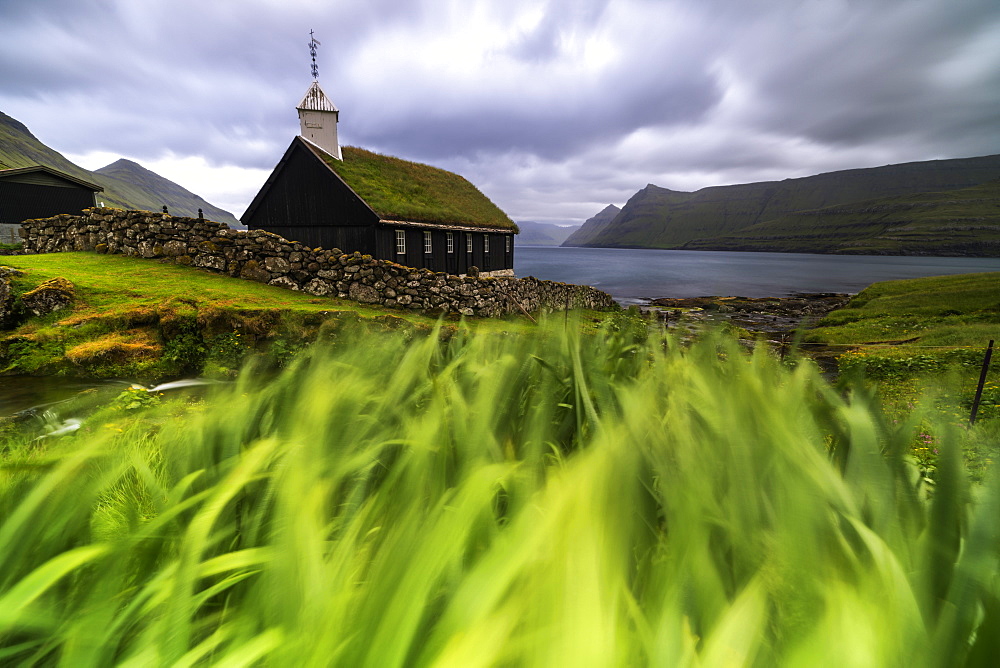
<box><xmin>1</xmin><ymin>318</ymin><xmax>998</xmax><ymax>665</ymax></box>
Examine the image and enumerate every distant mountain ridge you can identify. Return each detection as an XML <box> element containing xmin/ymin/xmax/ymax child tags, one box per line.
<box><xmin>515</xmin><ymin>221</ymin><xmax>582</xmax><ymax>246</ymax></box>
<box><xmin>0</xmin><ymin>110</ymin><xmax>238</xmax><ymax>226</ymax></box>
<box><xmin>565</xmin><ymin>155</ymin><xmax>1000</xmax><ymax>256</ymax></box>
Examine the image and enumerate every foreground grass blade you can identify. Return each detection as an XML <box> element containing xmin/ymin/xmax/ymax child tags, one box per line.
<box><xmin>0</xmin><ymin>318</ymin><xmax>997</xmax><ymax>665</ymax></box>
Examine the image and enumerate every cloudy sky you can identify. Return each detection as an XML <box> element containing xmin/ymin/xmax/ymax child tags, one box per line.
<box><xmin>2</xmin><ymin>0</ymin><xmax>999</xmax><ymax>225</ymax></box>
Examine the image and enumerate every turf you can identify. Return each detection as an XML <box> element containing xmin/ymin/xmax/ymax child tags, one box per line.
<box><xmin>806</xmin><ymin>271</ymin><xmax>1000</xmax><ymax>348</ymax></box>
<box><xmin>323</xmin><ymin>147</ymin><xmax>517</xmax><ymax>230</ymax></box>
<box><xmin>2</xmin><ymin>252</ymin><xmax>466</xmax><ymax>326</ymax></box>
<box><xmin>0</xmin><ymin>252</ymin><xmax>548</xmax><ymax>379</ymax></box>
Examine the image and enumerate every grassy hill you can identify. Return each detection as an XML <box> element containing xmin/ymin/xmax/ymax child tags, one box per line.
<box><xmin>682</xmin><ymin>180</ymin><xmax>1000</xmax><ymax>255</ymax></box>
<box><xmin>321</xmin><ymin>146</ymin><xmax>516</xmax><ymax>230</ymax></box>
<box><xmin>0</xmin><ymin>252</ymin><xmax>545</xmax><ymax>380</ymax></box>
<box><xmin>576</xmin><ymin>155</ymin><xmax>1000</xmax><ymax>254</ymax></box>
<box><xmin>0</xmin><ymin>111</ymin><xmax>238</xmax><ymax>225</ymax></box>
<box><xmin>93</xmin><ymin>159</ymin><xmax>237</xmax><ymax>224</ymax></box>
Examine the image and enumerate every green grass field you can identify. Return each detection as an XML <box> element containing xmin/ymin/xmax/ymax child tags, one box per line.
<box><xmin>2</xmin><ymin>252</ymin><xmax>444</xmax><ymax>322</ymax></box>
<box><xmin>1</xmin><ymin>319</ymin><xmax>999</xmax><ymax>665</ymax></box>
<box><xmin>0</xmin><ymin>253</ymin><xmax>545</xmax><ymax>379</ymax></box>
<box><xmin>802</xmin><ymin>271</ymin><xmax>1000</xmax><ymax>438</ymax></box>
<box><xmin>807</xmin><ymin>271</ymin><xmax>1000</xmax><ymax>348</ymax></box>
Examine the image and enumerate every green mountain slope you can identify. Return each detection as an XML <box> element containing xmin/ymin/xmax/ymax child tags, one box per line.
<box><xmin>560</xmin><ymin>204</ymin><xmax>621</xmax><ymax>246</ymax></box>
<box><xmin>579</xmin><ymin>155</ymin><xmax>1000</xmax><ymax>252</ymax></box>
<box><xmin>93</xmin><ymin>159</ymin><xmax>237</xmax><ymax>225</ymax></box>
<box><xmin>681</xmin><ymin>180</ymin><xmax>1000</xmax><ymax>256</ymax></box>
<box><xmin>0</xmin><ymin>110</ymin><xmax>238</xmax><ymax>226</ymax></box>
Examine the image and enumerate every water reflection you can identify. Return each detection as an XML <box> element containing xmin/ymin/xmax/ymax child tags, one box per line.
<box><xmin>0</xmin><ymin>376</ymin><xmax>128</xmax><ymax>418</ymax></box>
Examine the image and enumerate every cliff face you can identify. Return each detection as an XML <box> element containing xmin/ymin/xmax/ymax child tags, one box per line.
<box><xmin>576</xmin><ymin>154</ymin><xmax>1000</xmax><ymax>252</ymax></box>
<box><xmin>561</xmin><ymin>203</ymin><xmax>622</xmax><ymax>246</ymax></box>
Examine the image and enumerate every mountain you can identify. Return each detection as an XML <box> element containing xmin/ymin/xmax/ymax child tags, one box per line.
<box><xmin>560</xmin><ymin>204</ymin><xmax>621</xmax><ymax>246</ymax></box>
<box><xmin>573</xmin><ymin>155</ymin><xmax>1000</xmax><ymax>255</ymax></box>
<box><xmin>680</xmin><ymin>179</ymin><xmax>1000</xmax><ymax>256</ymax></box>
<box><xmin>93</xmin><ymin>159</ymin><xmax>236</xmax><ymax>225</ymax></box>
<box><xmin>0</xmin><ymin>110</ymin><xmax>238</xmax><ymax>226</ymax></box>
<box><xmin>515</xmin><ymin>221</ymin><xmax>582</xmax><ymax>246</ymax></box>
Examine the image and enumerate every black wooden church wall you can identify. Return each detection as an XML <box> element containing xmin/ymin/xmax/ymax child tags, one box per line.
<box><xmin>243</xmin><ymin>139</ymin><xmax>514</xmax><ymax>273</ymax></box>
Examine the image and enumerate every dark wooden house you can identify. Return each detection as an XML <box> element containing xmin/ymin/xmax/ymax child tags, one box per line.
<box><xmin>243</xmin><ymin>82</ymin><xmax>517</xmax><ymax>275</ymax></box>
<box><xmin>0</xmin><ymin>165</ymin><xmax>104</xmax><ymax>225</ymax></box>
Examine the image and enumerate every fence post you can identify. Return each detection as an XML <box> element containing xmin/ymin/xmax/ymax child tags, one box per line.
<box><xmin>969</xmin><ymin>339</ymin><xmax>995</xmax><ymax>426</ymax></box>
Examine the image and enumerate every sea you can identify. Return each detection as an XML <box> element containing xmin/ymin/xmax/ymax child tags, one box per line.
<box><xmin>514</xmin><ymin>246</ymin><xmax>1000</xmax><ymax>306</ymax></box>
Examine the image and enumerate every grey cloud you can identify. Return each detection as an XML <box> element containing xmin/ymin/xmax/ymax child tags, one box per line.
<box><xmin>1</xmin><ymin>0</ymin><xmax>999</xmax><ymax>224</ymax></box>
<box><xmin>358</xmin><ymin>74</ymin><xmax>721</xmax><ymax>162</ymax></box>
<box><xmin>728</xmin><ymin>1</ymin><xmax>1000</xmax><ymax>150</ymax></box>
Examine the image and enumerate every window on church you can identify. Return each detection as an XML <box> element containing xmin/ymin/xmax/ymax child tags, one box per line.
<box><xmin>395</xmin><ymin>230</ymin><xmax>405</xmax><ymax>254</ymax></box>
<box><xmin>446</xmin><ymin>232</ymin><xmax>454</xmax><ymax>253</ymax></box>
<box><xmin>467</xmin><ymin>234</ymin><xmax>473</xmax><ymax>253</ymax></box>
<box><xmin>424</xmin><ymin>231</ymin><xmax>433</xmax><ymax>253</ymax></box>
<box><xmin>505</xmin><ymin>235</ymin><xmax>511</xmax><ymax>253</ymax></box>
<box><xmin>484</xmin><ymin>235</ymin><xmax>490</xmax><ymax>254</ymax></box>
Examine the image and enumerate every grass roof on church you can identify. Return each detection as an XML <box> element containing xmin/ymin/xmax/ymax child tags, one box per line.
<box><xmin>321</xmin><ymin>146</ymin><xmax>517</xmax><ymax>231</ymax></box>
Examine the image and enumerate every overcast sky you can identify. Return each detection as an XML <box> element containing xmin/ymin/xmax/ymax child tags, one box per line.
<box><xmin>2</xmin><ymin>0</ymin><xmax>999</xmax><ymax>225</ymax></box>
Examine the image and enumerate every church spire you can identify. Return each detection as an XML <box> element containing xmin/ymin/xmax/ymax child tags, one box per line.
<box><xmin>309</xmin><ymin>29</ymin><xmax>320</xmax><ymax>81</ymax></box>
<box><xmin>297</xmin><ymin>30</ymin><xmax>342</xmax><ymax>160</ymax></box>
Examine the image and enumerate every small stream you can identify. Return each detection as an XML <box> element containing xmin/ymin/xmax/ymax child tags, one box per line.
<box><xmin>0</xmin><ymin>376</ymin><xmax>127</xmax><ymax>417</ymax></box>
<box><xmin>0</xmin><ymin>376</ymin><xmax>224</xmax><ymax>437</ymax></box>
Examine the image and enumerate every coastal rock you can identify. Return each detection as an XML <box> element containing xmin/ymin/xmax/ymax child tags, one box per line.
<box><xmin>647</xmin><ymin>294</ymin><xmax>852</xmax><ymax>334</ymax></box>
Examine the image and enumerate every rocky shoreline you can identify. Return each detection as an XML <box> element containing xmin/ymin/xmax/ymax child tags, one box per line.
<box><xmin>643</xmin><ymin>293</ymin><xmax>853</xmax><ymax>336</ymax></box>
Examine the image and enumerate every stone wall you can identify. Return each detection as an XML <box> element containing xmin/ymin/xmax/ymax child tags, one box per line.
<box><xmin>19</xmin><ymin>209</ymin><xmax>618</xmax><ymax>316</ymax></box>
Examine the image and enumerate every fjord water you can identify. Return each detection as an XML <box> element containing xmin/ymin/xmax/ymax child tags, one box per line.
<box><xmin>515</xmin><ymin>246</ymin><xmax>1000</xmax><ymax>304</ymax></box>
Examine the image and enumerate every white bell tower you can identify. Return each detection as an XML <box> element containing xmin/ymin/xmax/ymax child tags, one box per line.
<box><xmin>297</xmin><ymin>31</ymin><xmax>341</xmax><ymax>160</ymax></box>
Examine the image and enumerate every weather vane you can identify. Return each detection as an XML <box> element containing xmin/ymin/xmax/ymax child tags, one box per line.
<box><xmin>309</xmin><ymin>30</ymin><xmax>321</xmax><ymax>81</ymax></box>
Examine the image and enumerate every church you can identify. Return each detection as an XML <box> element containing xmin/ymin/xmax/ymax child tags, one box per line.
<box><xmin>242</xmin><ymin>67</ymin><xmax>518</xmax><ymax>276</ymax></box>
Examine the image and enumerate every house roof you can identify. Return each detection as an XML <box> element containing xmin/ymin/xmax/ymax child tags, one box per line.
<box><xmin>0</xmin><ymin>165</ymin><xmax>104</xmax><ymax>192</ymax></box>
<box><xmin>296</xmin><ymin>81</ymin><xmax>339</xmax><ymax>113</ymax></box>
<box><xmin>303</xmin><ymin>140</ymin><xmax>518</xmax><ymax>232</ymax></box>
<box><xmin>242</xmin><ymin>136</ymin><xmax>518</xmax><ymax>233</ymax></box>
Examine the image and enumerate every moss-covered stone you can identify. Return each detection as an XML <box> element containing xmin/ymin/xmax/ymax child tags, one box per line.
<box><xmin>21</xmin><ymin>277</ymin><xmax>74</xmax><ymax>316</ymax></box>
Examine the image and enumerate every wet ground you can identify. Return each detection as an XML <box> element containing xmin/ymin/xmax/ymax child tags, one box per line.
<box><xmin>643</xmin><ymin>293</ymin><xmax>853</xmax><ymax>335</ymax></box>
<box><xmin>641</xmin><ymin>293</ymin><xmax>854</xmax><ymax>375</ymax></box>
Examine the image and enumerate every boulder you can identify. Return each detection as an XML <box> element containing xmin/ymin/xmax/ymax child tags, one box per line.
<box><xmin>348</xmin><ymin>281</ymin><xmax>381</xmax><ymax>304</ymax></box>
<box><xmin>21</xmin><ymin>277</ymin><xmax>75</xmax><ymax>316</ymax></box>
